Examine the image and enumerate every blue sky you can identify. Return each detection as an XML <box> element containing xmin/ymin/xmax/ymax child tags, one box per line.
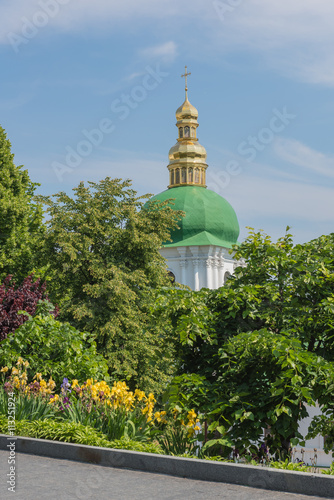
<box><xmin>1</xmin><ymin>0</ymin><xmax>334</xmax><ymax>244</ymax></box>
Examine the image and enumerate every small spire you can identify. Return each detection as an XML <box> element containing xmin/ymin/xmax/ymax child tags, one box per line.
<box><xmin>181</xmin><ymin>65</ymin><xmax>191</xmax><ymax>100</ymax></box>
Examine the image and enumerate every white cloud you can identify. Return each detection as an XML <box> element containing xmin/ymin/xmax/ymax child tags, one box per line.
<box><xmin>219</xmin><ymin>171</ymin><xmax>334</xmax><ymax>246</ymax></box>
<box><xmin>3</xmin><ymin>0</ymin><xmax>334</xmax><ymax>85</ymax></box>
<box><xmin>207</xmin><ymin>139</ymin><xmax>334</xmax><ymax>243</ymax></box>
<box><xmin>274</xmin><ymin>138</ymin><xmax>334</xmax><ymax>179</ymax></box>
<box><xmin>138</xmin><ymin>42</ymin><xmax>178</xmax><ymax>64</ymax></box>
<box><xmin>34</xmin><ymin>152</ymin><xmax>166</xmax><ymax>196</ymax></box>
<box><xmin>208</xmin><ymin>0</ymin><xmax>334</xmax><ymax>85</ymax></box>
<box><xmin>232</xmin><ymin>176</ymin><xmax>334</xmax><ymax>222</ymax></box>
<box><xmin>0</xmin><ymin>0</ymin><xmax>192</xmax><ymax>43</ymax></box>
<box><xmin>126</xmin><ymin>72</ymin><xmax>146</xmax><ymax>82</ymax></box>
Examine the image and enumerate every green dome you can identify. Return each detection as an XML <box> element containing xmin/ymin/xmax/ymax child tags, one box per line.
<box><xmin>149</xmin><ymin>186</ymin><xmax>240</xmax><ymax>249</ymax></box>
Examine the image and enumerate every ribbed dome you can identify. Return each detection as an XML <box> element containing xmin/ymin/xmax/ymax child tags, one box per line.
<box><xmin>176</xmin><ymin>98</ymin><xmax>198</xmax><ymax>120</ymax></box>
<box><xmin>149</xmin><ymin>186</ymin><xmax>240</xmax><ymax>249</ymax></box>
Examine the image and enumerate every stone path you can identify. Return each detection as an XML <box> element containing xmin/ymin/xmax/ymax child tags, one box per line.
<box><xmin>0</xmin><ymin>450</ymin><xmax>328</xmax><ymax>500</ymax></box>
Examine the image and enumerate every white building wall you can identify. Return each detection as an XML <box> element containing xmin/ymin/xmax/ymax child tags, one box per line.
<box><xmin>296</xmin><ymin>404</ymin><xmax>332</xmax><ymax>467</ymax></box>
<box><xmin>160</xmin><ymin>245</ymin><xmax>236</xmax><ymax>291</ymax></box>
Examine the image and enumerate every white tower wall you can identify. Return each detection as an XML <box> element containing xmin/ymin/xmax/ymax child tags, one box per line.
<box><xmin>160</xmin><ymin>245</ymin><xmax>236</xmax><ymax>291</ymax></box>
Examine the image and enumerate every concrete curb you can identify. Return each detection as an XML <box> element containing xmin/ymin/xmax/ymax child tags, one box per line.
<box><xmin>1</xmin><ymin>434</ymin><xmax>333</xmax><ymax>498</ymax></box>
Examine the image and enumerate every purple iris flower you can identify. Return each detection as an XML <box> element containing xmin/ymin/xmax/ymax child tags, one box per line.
<box><xmin>60</xmin><ymin>377</ymin><xmax>71</xmax><ymax>396</ymax></box>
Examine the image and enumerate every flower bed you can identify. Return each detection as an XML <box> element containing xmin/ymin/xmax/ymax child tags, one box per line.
<box><xmin>0</xmin><ymin>358</ymin><xmax>200</xmax><ymax>454</ymax></box>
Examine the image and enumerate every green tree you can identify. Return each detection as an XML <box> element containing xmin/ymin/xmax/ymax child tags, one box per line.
<box><xmin>228</xmin><ymin>228</ymin><xmax>334</xmax><ymax>359</ymax></box>
<box><xmin>166</xmin><ymin>330</ymin><xmax>334</xmax><ymax>458</ymax></box>
<box><xmin>0</xmin><ymin>126</ymin><xmax>44</xmax><ymax>281</ymax></box>
<box><xmin>157</xmin><ymin>228</ymin><xmax>334</xmax><ymax>456</ymax></box>
<box><xmin>159</xmin><ymin>228</ymin><xmax>334</xmax><ymax>377</ymax></box>
<box><xmin>39</xmin><ymin>177</ymin><xmax>183</xmax><ymax>393</ymax></box>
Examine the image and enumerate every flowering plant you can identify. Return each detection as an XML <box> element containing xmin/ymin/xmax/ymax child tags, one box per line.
<box><xmin>1</xmin><ymin>357</ymin><xmax>56</xmax><ymax>396</ymax></box>
<box><xmin>0</xmin><ymin>358</ymin><xmax>57</xmax><ymax>421</ymax></box>
<box><xmin>1</xmin><ymin>359</ymin><xmax>202</xmax><ymax>452</ymax></box>
<box><xmin>48</xmin><ymin>378</ymin><xmax>159</xmax><ymax>441</ymax></box>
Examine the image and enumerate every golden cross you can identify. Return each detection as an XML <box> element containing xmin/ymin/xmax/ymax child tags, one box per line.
<box><xmin>181</xmin><ymin>65</ymin><xmax>191</xmax><ymax>96</ymax></box>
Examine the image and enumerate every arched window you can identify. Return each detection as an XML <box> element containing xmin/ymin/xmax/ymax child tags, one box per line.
<box><xmin>189</xmin><ymin>168</ymin><xmax>193</xmax><ymax>182</ymax></box>
<box><xmin>224</xmin><ymin>271</ymin><xmax>231</xmax><ymax>284</ymax></box>
<box><xmin>181</xmin><ymin>168</ymin><xmax>186</xmax><ymax>183</ymax></box>
<box><xmin>194</xmin><ymin>168</ymin><xmax>199</xmax><ymax>183</ymax></box>
<box><xmin>175</xmin><ymin>169</ymin><xmax>180</xmax><ymax>184</ymax></box>
<box><xmin>179</xmin><ymin>127</ymin><xmax>183</xmax><ymax>138</ymax></box>
<box><xmin>167</xmin><ymin>271</ymin><xmax>176</xmax><ymax>283</ymax></box>
<box><xmin>184</xmin><ymin>126</ymin><xmax>190</xmax><ymax>137</ymax></box>
<box><xmin>171</xmin><ymin>170</ymin><xmax>174</xmax><ymax>185</ymax></box>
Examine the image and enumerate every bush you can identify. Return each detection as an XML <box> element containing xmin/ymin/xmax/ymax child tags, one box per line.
<box><xmin>0</xmin><ymin>415</ymin><xmax>163</xmax><ymax>453</ymax></box>
<box><xmin>0</xmin><ymin>275</ymin><xmax>56</xmax><ymax>341</ymax></box>
<box><xmin>0</xmin><ymin>312</ymin><xmax>108</xmax><ymax>387</ymax></box>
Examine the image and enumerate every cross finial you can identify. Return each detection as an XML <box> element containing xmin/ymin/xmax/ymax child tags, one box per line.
<box><xmin>181</xmin><ymin>65</ymin><xmax>191</xmax><ymax>99</ymax></box>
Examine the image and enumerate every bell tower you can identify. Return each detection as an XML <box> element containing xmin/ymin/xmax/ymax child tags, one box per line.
<box><xmin>167</xmin><ymin>66</ymin><xmax>208</xmax><ymax>188</ymax></box>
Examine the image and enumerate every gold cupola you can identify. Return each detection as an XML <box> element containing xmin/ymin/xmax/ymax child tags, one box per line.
<box><xmin>167</xmin><ymin>66</ymin><xmax>208</xmax><ymax>189</ymax></box>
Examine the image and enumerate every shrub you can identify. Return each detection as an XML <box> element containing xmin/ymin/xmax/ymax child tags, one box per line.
<box><xmin>0</xmin><ymin>415</ymin><xmax>163</xmax><ymax>453</ymax></box>
<box><xmin>0</xmin><ymin>313</ymin><xmax>108</xmax><ymax>387</ymax></box>
<box><xmin>0</xmin><ymin>275</ymin><xmax>56</xmax><ymax>341</ymax></box>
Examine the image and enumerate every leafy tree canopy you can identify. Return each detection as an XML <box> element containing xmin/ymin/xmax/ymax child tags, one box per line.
<box><xmin>156</xmin><ymin>228</ymin><xmax>334</xmax><ymax>377</ymax></box>
<box><xmin>166</xmin><ymin>329</ymin><xmax>334</xmax><ymax>457</ymax></box>
<box><xmin>0</xmin><ymin>126</ymin><xmax>44</xmax><ymax>281</ymax></box>
<box><xmin>156</xmin><ymin>228</ymin><xmax>334</xmax><ymax>455</ymax></box>
<box><xmin>228</xmin><ymin>227</ymin><xmax>334</xmax><ymax>358</ymax></box>
<box><xmin>38</xmin><ymin>177</ymin><xmax>183</xmax><ymax>393</ymax></box>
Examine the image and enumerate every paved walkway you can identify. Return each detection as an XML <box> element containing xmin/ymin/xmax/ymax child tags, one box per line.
<box><xmin>0</xmin><ymin>450</ymin><xmax>328</xmax><ymax>500</ymax></box>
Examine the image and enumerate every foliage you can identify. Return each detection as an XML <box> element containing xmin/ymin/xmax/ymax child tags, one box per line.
<box><xmin>0</xmin><ymin>391</ymin><xmax>56</xmax><ymax>421</ymax></box>
<box><xmin>268</xmin><ymin>459</ymin><xmax>311</xmax><ymax>472</ymax></box>
<box><xmin>0</xmin><ymin>313</ymin><xmax>109</xmax><ymax>387</ymax></box>
<box><xmin>306</xmin><ymin>412</ymin><xmax>334</xmax><ymax>455</ymax></box>
<box><xmin>152</xmin><ymin>287</ymin><xmax>214</xmax><ymax>347</ymax></box>
<box><xmin>322</xmin><ymin>462</ymin><xmax>334</xmax><ymax>475</ymax></box>
<box><xmin>228</xmin><ymin>228</ymin><xmax>334</xmax><ymax>360</ymax></box>
<box><xmin>0</xmin><ymin>363</ymin><xmax>200</xmax><ymax>455</ymax></box>
<box><xmin>158</xmin><ymin>229</ymin><xmax>334</xmax><ymax>457</ymax></box>
<box><xmin>167</xmin><ymin>330</ymin><xmax>334</xmax><ymax>458</ymax></box>
<box><xmin>52</xmin><ymin>378</ymin><xmax>157</xmax><ymax>442</ymax></box>
<box><xmin>157</xmin><ymin>426</ymin><xmax>199</xmax><ymax>456</ymax></box>
<box><xmin>0</xmin><ymin>125</ymin><xmax>44</xmax><ymax>282</ymax></box>
<box><xmin>0</xmin><ymin>414</ymin><xmax>163</xmax><ymax>453</ymax></box>
<box><xmin>0</xmin><ymin>275</ymin><xmax>56</xmax><ymax>341</ymax></box>
<box><xmin>163</xmin><ymin>230</ymin><xmax>334</xmax><ymax>379</ymax></box>
<box><xmin>38</xmin><ymin>177</ymin><xmax>183</xmax><ymax>393</ymax></box>
<box><xmin>151</xmin><ymin>287</ymin><xmax>216</xmax><ymax>381</ymax></box>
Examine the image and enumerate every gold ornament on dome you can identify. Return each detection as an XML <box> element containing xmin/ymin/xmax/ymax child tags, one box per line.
<box><xmin>167</xmin><ymin>66</ymin><xmax>208</xmax><ymax>189</ymax></box>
